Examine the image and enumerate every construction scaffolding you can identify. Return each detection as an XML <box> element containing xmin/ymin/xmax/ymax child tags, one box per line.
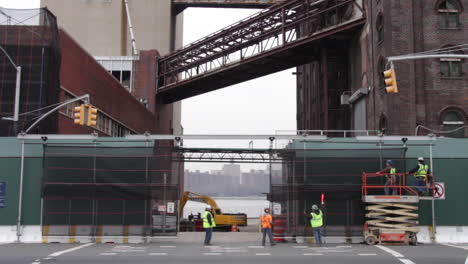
<box><xmin>42</xmin><ymin>143</ymin><xmax>182</xmax><ymax>237</ymax></box>
<box><xmin>0</xmin><ymin>8</ymin><xmax>60</xmax><ymax>135</ymax></box>
<box><xmin>270</xmin><ymin>141</ymin><xmax>408</xmax><ymax>239</ymax></box>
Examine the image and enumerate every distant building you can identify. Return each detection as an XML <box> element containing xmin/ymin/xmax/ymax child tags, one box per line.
<box><xmin>185</xmin><ymin>167</ymin><xmax>269</xmax><ymax>197</ymax></box>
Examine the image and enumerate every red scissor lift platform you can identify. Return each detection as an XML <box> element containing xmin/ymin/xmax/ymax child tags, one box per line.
<box><xmin>361</xmin><ymin>172</ymin><xmax>435</xmax><ymax>245</ymax></box>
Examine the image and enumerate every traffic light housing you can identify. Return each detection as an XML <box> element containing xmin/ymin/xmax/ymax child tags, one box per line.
<box><xmin>73</xmin><ymin>104</ymin><xmax>85</xmax><ymax>125</ymax></box>
<box><xmin>382</xmin><ymin>68</ymin><xmax>398</xmax><ymax>93</ymax></box>
<box><xmin>87</xmin><ymin>105</ymin><xmax>98</xmax><ymax>127</ymax></box>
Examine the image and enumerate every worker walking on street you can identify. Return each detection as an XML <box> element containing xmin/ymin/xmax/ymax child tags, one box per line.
<box><xmin>310</xmin><ymin>204</ymin><xmax>324</xmax><ymax>246</ymax></box>
<box><xmin>260</xmin><ymin>208</ymin><xmax>276</xmax><ymax>246</ymax></box>
<box><xmin>203</xmin><ymin>205</ymin><xmax>216</xmax><ymax>245</ymax></box>
<box><xmin>377</xmin><ymin>160</ymin><xmax>398</xmax><ymax>195</ymax></box>
<box><xmin>408</xmin><ymin>157</ymin><xmax>430</xmax><ymax>195</ymax></box>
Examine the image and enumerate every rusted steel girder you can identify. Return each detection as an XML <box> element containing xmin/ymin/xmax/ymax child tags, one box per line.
<box><xmin>173</xmin><ymin>0</ymin><xmax>285</xmax><ymax>13</ymax></box>
<box><xmin>158</xmin><ymin>0</ymin><xmax>365</xmax><ymax>103</ymax></box>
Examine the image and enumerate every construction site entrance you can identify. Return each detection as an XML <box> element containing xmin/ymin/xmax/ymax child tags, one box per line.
<box><xmin>10</xmin><ymin>133</ymin><xmax>438</xmax><ymax>243</ymax></box>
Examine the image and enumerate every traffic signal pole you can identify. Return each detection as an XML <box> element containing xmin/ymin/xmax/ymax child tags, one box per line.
<box><xmin>387</xmin><ymin>54</ymin><xmax>468</xmax><ymax>62</ymax></box>
<box><xmin>24</xmin><ymin>94</ymin><xmax>90</xmax><ymax>134</ymax></box>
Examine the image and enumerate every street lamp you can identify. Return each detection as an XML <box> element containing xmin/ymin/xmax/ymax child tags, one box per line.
<box><xmin>0</xmin><ymin>44</ymin><xmax>22</xmax><ymax>133</ymax></box>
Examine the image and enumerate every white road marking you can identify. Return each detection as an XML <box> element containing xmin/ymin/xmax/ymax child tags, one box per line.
<box><xmin>48</xmin><ymin>243</ymin><xmax>94</xmax><ymax>257</ymax></box>
<box><xmin>43</xmin><ymin>257</ymin><xmax>53</xmax><ymax>260</ymax></box>
<box><xmin>294</xmin><ymin>246</ymin><xmax>308</xmax><ymax>249</ymax></box>
<box><xmin>31</xmin><ymin>262</ymin><xmax>40</xmax><ymax>264</ymax></box>
<box><xmin>375</xmin><ymin>245</ymin><xmax>404</xmax><ymax>258</ymax></box>
<box><xmin>336</xmin><ymin>245</ymin><xmax>353</xmax><ymax>248</ymax></box>
<box><xmin>248</xmin><ymin>246</ymin><xmax>265</xmax><ymax>248</ymax></box>
<box><xmin>303</xmin><ymin>253</ymin><xmax>323</xmax><ymax>256</ymax></box>
<box><xmin>358</xmin><ymin>253</ymin><xmax>377</xmax><ymax>256</ymax></box>
<box><xmin>442</xmin><ymin>243</ymin><xmax>468</xmax><ymax>251</ymax></box>
<box><xmin>204</xmin><ymin>252</ymin><xmax>222</xmax><ymax>256</ymax></box>
<box><xmin>149</xmin><ymin>253</ymin><xmax>168</xmax><ymax>256</ymax></box>
<box><xmin>465</xmin><ymin>255</ymin><xmax>468</xmax><ymax>264</ymax></box>
<box><xmin>160</xmin><ymin>245</ymin><xmax>176</xmax><ymax>248</ymax></box>
<box><xmin>256</xmin><ymin>253</ymin><xmax>271</xmax><ymax>256</ymax></box>
<box><xmin>100</xmin><ymin>253</ymin><xmax>117</xmax><ymax>256</ymax></box>
<box><xmin>375</xmin><ymin>245</ymin><xmax>418</xmax><ymax>264</ymax></box>
<box><xmin>399</xmin><ymin>259</ymin><xmax>416</xmax><ymax>264</ymax></box>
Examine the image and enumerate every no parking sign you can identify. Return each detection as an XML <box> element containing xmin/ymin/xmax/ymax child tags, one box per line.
<box><xmin>433</xmin><ymin>182</ymin><xmax>446</xmax><ymax>200</ymax></box>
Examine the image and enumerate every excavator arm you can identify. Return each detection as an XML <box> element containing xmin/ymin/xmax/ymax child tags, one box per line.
<box><xmin>179</xmin><ymin>191</ymin><xmax>222</xmax><ymax>217</ymax></box>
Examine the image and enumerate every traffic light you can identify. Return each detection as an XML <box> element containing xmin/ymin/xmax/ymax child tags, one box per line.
<box><xmin>382</xmin><ymin>68</ymin><xmax>398</xmax><ymax>93</ymax></box>
<box><xmin>86</xmin><ymin>105</ymin><xmax>98</xmax><ymax>127</ymax></box>
<box><xmin>73</xmin><ymin>104</ymin><xmax>85</xmax><ymax>125</ymax></box>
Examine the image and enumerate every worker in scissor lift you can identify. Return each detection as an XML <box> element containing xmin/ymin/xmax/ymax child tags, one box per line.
<box><xmin>407</xmin><ymin>157</ymin><xmax>431</xmax><ymax>195</ymax></box>
<box><xmin>376</xmin><ymin>160</ymin><xmax>398</xmax><ymax>195</ymax></box>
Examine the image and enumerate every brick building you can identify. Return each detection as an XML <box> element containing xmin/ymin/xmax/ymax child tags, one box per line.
<box><xmin>0</xmin><ymin>8</ymin><xmax>173</xmax><ymax>136</ymax></box>
<box><xmin>297</xmin><ymin>0</ymin><xmax>468</xmax><ymax>137</ymax></box>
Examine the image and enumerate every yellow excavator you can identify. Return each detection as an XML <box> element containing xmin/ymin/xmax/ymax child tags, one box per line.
<box><xmin>179</xmin><ymin>191</ymin><xmax>247</xmax><ymax>230</ymax></box>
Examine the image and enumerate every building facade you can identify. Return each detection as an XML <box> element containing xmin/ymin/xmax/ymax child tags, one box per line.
<box><xmin>297</xmin><ymin>0</ymin><xmax>468</xmax><ymax>137</ymax></box>
<box><xmin>41</xmin><ymin>0</ymin><xmax>184</xmax><ymax>135</ymax></box>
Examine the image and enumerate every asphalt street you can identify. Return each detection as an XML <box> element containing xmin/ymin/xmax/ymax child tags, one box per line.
<box><xmin>0</xmin><ymin>242</ymin><xmax>467</xmax><ymax>264</ymax></box>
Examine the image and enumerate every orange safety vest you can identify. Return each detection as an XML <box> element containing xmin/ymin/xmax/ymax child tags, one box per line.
<box><xmin>260</xmin><ymin>214</ymin><xmax>272</xmax><ymax>228</ymax></box>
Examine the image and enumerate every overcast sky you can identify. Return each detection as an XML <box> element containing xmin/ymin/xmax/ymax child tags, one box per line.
<box><xmin>0</xmin><ymin>1</ymin><xmax>296</xmax><ymax>172</ymax></box>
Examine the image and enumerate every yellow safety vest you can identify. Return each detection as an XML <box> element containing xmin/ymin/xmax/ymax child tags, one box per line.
<box><xmin>415</xmin><ymin>164</ymin><xmax>429</xmax><ymax>178</ymax></box>
<box><xmin>310</xmin><ymin>210</ymin><xmax>323</xmax><ymax>228</ymax></box>
<box><xmin>203</xmin><ymin>211</ymin><xmax>216</xmax><ymax>228</ymax></box>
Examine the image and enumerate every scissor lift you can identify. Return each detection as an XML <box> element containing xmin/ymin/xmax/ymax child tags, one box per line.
<box><xmin>361</xmin><ymin>172</ymin><xmax>434</xmax><ymax>245</ymax></box>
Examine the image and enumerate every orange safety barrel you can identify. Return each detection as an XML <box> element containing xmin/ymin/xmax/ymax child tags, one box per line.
<box><xmin>273</xmin><ymin>218</ymin><xmax>286</xmax><ymax>242</ymax></box>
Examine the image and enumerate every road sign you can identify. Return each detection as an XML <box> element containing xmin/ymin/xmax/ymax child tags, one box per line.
<box><xmin>433</xmin><ymin>182</ymin><xmax>445</xmax><ymax>200</ymax></box>
<box><xmin>272</xmin><ymin>203</ymin><xmax>281</xmax><ymax>215</ymax></box>
<box><xmin>0</xmin><ymin>181</ymin><xmax>6</xmax><ymax>197</ymax></box>
<box><xmin>158</xmin><ymin>205</ymin><xmax>167</xmax><ymax>212</ymax></box>
<box><xmin>0</xmin><ymin>198</ymin><xmax>5</xmax><ymax>208</ymax></box>
<box><xmin>167</xmin><ymin>202</ymin><xmax>175</xmax><ymax>213</ymax></box>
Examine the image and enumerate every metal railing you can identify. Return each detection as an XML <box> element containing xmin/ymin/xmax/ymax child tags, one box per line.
<box><xmin>362</xmin><ymin>172</ymin><xmax>436</xmax><ymax>197</ymax></box>
<box><xmin>156</xmin><ymin>0</ymin><xmax>365</xmax><ymax>102</ymax></box>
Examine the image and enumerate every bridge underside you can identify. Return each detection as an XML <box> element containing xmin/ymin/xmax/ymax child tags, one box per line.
<box><xmin>173</xmin><ymin>0</ymin><xmax>284</xmax><ymax>14</ymax></box>
<box><xmin>157</xmin><ymin>20</ymin><xmax>364</xmax><ymax>103</ymax></box>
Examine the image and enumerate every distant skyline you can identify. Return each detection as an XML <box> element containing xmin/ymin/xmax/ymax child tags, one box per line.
<box><xmin>0</xmin><ymin>1</ymin><xmax>297</xmax><ymax>172</ymax></box>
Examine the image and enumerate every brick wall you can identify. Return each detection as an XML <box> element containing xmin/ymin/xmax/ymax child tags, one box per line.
<box><xmin>298</xmin><ymin>0</ymin><xmax>468</xmax><ymax>136</ymax></box>
<box><xmin>57</xmin><ymin>29</ymin><xmax>158</xmax><ymax>134</ymax></box>
<box><xmin>365</xmin><ymin>0</ymin><xmax>468</xmax><ymax>136</ymax></box>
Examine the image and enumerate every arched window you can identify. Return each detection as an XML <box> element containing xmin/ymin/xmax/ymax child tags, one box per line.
<box><xmin>379</xmin><ymin>114</ymin><xmax>388</xmax><ymax>134</ymax></box>
<box><xmin>441</xmin><ymin>108</ymin><xmax>466</xmax><ymax>138</ymax></box>
<box><xmin>378</xmin><ymin>57</ymin><xmax>386</xmax><ymax>88</ymax></box>
<box><xmin>437</xmin><ymin>0</ymin><xmax>462</xmax><ymax>29</ymax></box>
<box><xmin>376</xmin><ymin>13</ymin><xmax>384</xmax><ymax>43</ymax></box>
<box><xmin>440</xmin><ymin>45</ymin><xmax>464</xmax><ymax>78</ymax></box>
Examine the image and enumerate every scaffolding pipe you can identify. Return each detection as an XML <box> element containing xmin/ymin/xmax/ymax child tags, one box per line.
<box><xmin>16</xmin><ymin>140</ymin><xmax>25</xmax><ymax>242</ymax></box>
<box><xmin>124</xmin><ymin>0</ymin><xmax>138</xmax><ymax>56</ymax></box>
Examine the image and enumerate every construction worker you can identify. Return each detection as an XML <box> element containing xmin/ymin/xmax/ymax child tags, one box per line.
<box><xmin>260</xmin><ymin>208</ymin><xmax>276</xmax><ymax>246</ymax></box>
<box><xmin>408</xmin><ymin>157</ymin><xmax>430</xmax><ymax>195</ymax></box>
<box><xmin>310</xmin><ymin>204</ymin><xmax>324</xmax><ymax>246</ymax></box>
<box><xmin>376</xmin><ymin>160</ymin><xmax>398</xmax><ymax>195</ymax></box>
<box><xmin>203</xmin><ymin>205</ymin><xmax>216</xmax><ymax>245</ymax></box>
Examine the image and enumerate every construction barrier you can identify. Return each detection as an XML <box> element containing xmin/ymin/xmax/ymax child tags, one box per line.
<box><xmin>273</xmin><ymin>218</ymin><xmax>286</xmax><ymax>242</ymax></box>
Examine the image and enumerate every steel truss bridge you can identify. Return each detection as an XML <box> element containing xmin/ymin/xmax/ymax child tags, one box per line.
<box><xmin>157</xmin><ymin>0</ymin><xmax>365</xmax><ymax>103</ymax></box>
<box><xmin>173</xmin><ymin>0</ymin><xmax>286</xmax><ymax>14</ymax></box>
